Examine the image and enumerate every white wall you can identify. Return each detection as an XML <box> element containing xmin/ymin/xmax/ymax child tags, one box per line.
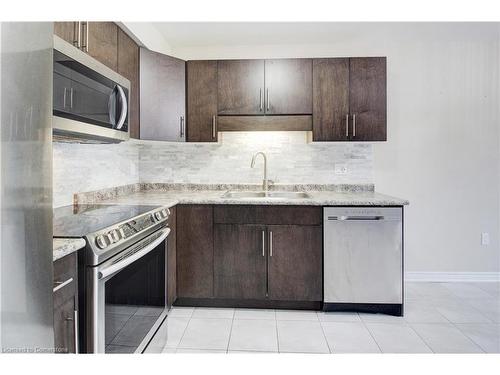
<box><xmin>170</xmin><ymin>23</ymin><xmax>500</xmax><ymax>274</ymax></box>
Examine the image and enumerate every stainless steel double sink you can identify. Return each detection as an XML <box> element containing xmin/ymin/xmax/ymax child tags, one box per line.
<box><xmin>221</xmin><ymin>191</ymin><xmax>311</xmax><ymax>199</ymax></box>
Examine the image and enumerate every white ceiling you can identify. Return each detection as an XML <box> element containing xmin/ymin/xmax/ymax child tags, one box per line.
<box><xmin>151</xmin><ymin>22</ymin><xmax>400</xmax><ymax>48</ymax></box>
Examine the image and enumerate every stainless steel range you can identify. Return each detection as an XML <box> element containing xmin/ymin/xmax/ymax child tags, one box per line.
<box><xmin>54</xmin><ymin>204</ymin><xmax>171</xmax><ymax>353</ymax></box>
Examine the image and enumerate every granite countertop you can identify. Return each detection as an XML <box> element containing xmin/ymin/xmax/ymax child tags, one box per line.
<box><xmin>53</xmin><ymin>238</ymin><xmax>86</xmax><ymax>262</ymax></box>
<box><xmin>102</xmin><ymin>189</ymin><xmax>409</xmax><ymax>208</ymax></box>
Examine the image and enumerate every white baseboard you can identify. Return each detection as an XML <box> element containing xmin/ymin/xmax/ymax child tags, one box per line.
<box><xmin>405</xmin><ymin>272</ymin><xmax>500</xmax><ymax>283</ymax></box>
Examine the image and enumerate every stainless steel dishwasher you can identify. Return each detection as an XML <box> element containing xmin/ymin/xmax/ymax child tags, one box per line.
<box><xmin>323</xmin><ymin>207</ymin><xmax>404</xmax><ymax>316</ymax></box>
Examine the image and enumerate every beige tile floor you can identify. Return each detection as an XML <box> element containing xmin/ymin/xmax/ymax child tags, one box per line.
<box><xmin>145</xmin><ymin>282</ymin><xmax>500</xmax><ymax>354</ymax></box>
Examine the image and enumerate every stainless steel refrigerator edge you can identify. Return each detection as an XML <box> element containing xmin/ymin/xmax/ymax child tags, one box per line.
<box><xmin>0</xmin><ymin>22</ymin><xmax>54</xmax><ymax>352</ymax></box>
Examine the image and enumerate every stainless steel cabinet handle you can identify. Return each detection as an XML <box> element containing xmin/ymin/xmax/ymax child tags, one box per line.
<box><xmin>70</xmin><ymin>88</ymin><xmax>74</xmax><ymax>109</ymax></box>
<box><xmin>73</xmin><ymin>310</ymin><xmax>79</xmax><ymax>353</ymax></box>
<box><xmin>180</xmin><ymin>116</ymin><xmax>185</xmax><ymax>138</ymax></box>
<box><xmin>74</xmin><ymin>22</ymin><xmax>81</xmax><ymax>48</ymax></box>
<box><xmin>212</xmin><ymin>115</ymin><xmax>216</xmax><ymax>138</ymax></box>
<box><xmin>64</xmin><ymin>310</ymin><xmax>79</xmax><ymax>353</ymax></box>
<box><xmin>63</xmin><ymin>87</ymin><xmax>67</xmax><ymax>108</ymax></box>
<box><xmin>345</xmin><ymin>114</ymin><xmax>349</xmax><ymax>137</ymax></box>
<box><xmin>85</xmin><ymin>22</ymin><xmax>89</xmax><ymax>53</ymax></box>
<box><xmin>353</xmin><ymin>113</ymin><xmax>356</xmax><ymax>137</ymax></box>
<box><xmin>259</xmin><ymin>88</ymin><xmax>263</xmax><ymax>111</ymax></box>
<box><xmin>261</xmin><ymin>230</ymin><xmax>265</xmax><ymax>257</ymax></box>
<box><xmin>269</xmin><ymin>231</ymin><xmax>273</xmax><ymax>257</ymax></box>
<box><xmin>53</xmin><ymin>277</ymin><xmax>73</xmax><ymax>293</ymax></box>
<box><xmin>266</xmin><ymin>88</ymin><xmax>270</xmax><ymax>111</ymax></box>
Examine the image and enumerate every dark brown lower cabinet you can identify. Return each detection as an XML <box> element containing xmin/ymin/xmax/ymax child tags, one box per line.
<box><xmin>167</xmin><ymin>206</ymin><xmax>177</xmax><ymax>306</ymax></box>
<box><xmin>176</xmin><ymin>205</ymin><xmax>214</xmax><ymax>298</ymax></box>
<box><xmin>214</xmin><ymin>224</ymin><xmax>267</xmax><ymax>299</ymax></box>
<box><xmin>267</xmin><ymin>225</ymin><xmax>322</xmax><ymax>301</ymax></box>
<box><xmin>53</xmin><ymin>253</ymin><xmax>78</xmax><ymax>354</ymax></box>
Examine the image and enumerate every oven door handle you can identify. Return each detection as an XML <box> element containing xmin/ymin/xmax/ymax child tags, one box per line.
<box><xmin>98</xmin><ymin>228</ymin><xmax>170</xmax><ymax>280</ymax></box>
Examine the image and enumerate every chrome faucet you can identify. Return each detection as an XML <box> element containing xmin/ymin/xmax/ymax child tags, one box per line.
<box><xmin>251</xmin><ymin>152</ymin><xmax>271</xmax><ymax>193</ymax></box>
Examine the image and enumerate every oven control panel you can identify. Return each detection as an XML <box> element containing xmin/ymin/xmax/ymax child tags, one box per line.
<box><xmin>95</xmin><ymin>208</ymin><xmax>170</xmax><ymax>250</ymax></box>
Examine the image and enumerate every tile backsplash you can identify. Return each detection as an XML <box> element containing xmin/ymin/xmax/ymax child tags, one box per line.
<box><xmin>53</xmin><ymin>131</ymin><xmax>373</xmax><ymax>207</ymax></box>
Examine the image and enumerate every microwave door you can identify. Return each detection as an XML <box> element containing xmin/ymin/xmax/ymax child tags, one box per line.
<box><xmin>108</xmin><ymin>86</ymin><xmax>117</xmax><ymax>127</ymax></box>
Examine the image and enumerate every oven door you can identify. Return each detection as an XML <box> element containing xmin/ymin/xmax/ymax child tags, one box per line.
<box><xmin>87</xmin><ymin>227</ymin><xmax>170</xmax><ymax>353</ymax></box>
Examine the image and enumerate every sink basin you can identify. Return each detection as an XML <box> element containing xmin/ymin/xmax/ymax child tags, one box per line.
<box><xmin>221</xmin><ymin>191</ymin><xmax>311</xmax><ymax>199</ymax></box>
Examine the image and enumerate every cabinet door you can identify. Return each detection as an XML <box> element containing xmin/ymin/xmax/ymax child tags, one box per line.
<box><xmin>312</xmin><ymin>58</ymin><xmax>350</xmax><ymax>141</ymax></box>
<box><xmin>214</xmin><ymin>224</ymin><xmax>267</xmax><ymax>299</ymax></box>
<box><xmin>117</xmin><ymin>28</ymin><xmax>140</xmax><ymax>139</ymax></box>
<box><xmin>54</xmin><ymin>22</ymin><xmax>78</xmax><ymax>46</ymax></box>
<box><xmin>349</xmin><ymin>57</ymin><xmax>387</xmax><ymax>141</ymax></box>
<box><xmin>167</xmin><ymin>207</ymin><xmax>177</xmax><ymax>307</ymax></box>
<box><xmin>267</xmin><ymin>225</ymin><xmax>322</xmax><ymax>301</ymax></box>
<box><xmin>54</xmin><ymin>297</ymin><xmax>77</xmax><ymax>353</ymax></box>
<box><xmin>218</xmin><ymin>59</ymin><xmax>264</xmax><ymax>115</ymax></box>
<box><xmin>264</xmin><ymin>59</ymin><xmax>312</xmax><ymax>115</ymax></box>
<box><xmin>176</xmin><ymin>205</ymin><xmax>214</xmax><ymax>298</ymax></box>
<box><xmin>140</xmin><ymin>48</ymin><xmax>186</xmax><ymax>141</ymax></box>
<box><xmin>186</xmin><ymin>60</ymin><xmax>218</xmax><ymax>142</ymax></box>
<box><xmin>85</xmin><ymin>22</ymin><xmax>118</xmax><ymax>71</ymax></box>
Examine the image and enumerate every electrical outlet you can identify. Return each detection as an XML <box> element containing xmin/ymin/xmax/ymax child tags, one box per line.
<box><xmin>334</xmin><ymin>163</ymin><xmax>348</xmax><ymax>175</ymax></box>
<box><xmin>481</xmin><ymin>232</ymin><xmax>490</xmax><ymax>246</ymax></box>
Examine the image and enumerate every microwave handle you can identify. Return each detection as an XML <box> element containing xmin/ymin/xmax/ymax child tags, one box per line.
<box><xmin>115</xmin><ymin>85</ymin><xmax>128</xmax><ymax>130</ymax></box>
<box><xmin>108</xmin><ymin>87</ymin><xmax>117</xmax><ymax>126</ymax></box>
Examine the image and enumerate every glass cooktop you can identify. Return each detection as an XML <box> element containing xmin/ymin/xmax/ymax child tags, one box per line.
<box><xmin>53</xmin><ymin>204</ymin><xmax>162</xmax><ymax>237</ymax></box>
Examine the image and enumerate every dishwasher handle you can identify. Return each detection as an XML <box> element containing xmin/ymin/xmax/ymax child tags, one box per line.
<box><xmin>327</xmin><ymin>215</ymin><xmax>386</xmax><ymax>221</ymax></box>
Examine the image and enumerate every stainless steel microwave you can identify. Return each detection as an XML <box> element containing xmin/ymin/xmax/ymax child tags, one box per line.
<box><xmin>52</xmin><ymin>35</ymin><xmax>130</xmax><ymax>143</ymax></box>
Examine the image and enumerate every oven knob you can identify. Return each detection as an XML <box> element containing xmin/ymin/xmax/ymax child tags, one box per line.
<box><xmin>150</xmin><ymin>214</ymin><xmax>156</xmax><ymax>222</ymax></box>
<box><xmin>155</xmin><ymin>212</ymin><xmax>162</xmax><ymax>221</ymax></box>
<box><xmin>96</xmin><ymin>235</ymin><xmax>108</xmax><ymax>249</ymax></box>
<box><xmin>161</xmin><ymin>209</ymin><xmax>168</xmax><ymax>218</ymax></box>
<box><xmin>119</xmin><ymin>227</ymin><xmax>126</xmax><ymax>239</ymax></box>
<box><xmin>110</xmin><ymin>229</ymin><xmax>121</xmax><ymax>242</ymax></box>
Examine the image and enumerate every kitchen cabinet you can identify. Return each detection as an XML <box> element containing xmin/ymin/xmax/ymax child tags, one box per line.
<box><xmin>212</xmin><ymin>205</ymin><xmax>323</xmax><ymax>303</ymax></box>
<box><xmin>117</xmin><ymin>28</ymin><xmax>140</xmax><ymax>139</ymax></box>
<box><xmin>218</xmin><ymin>59</ymin><xmax>265</xmax><ymax>115</ymax></box>
<box><xmin>186</xmin><ymin>60</ymin><xmax>218</xmax><ymax>142</ymax></box>
<box><xmin>53</xmin><ymin>253</ymin><xmax>78</xmax><ymax>354</ymax></box>
<box><xmin>86</xmin><ymin>22</ymin><xmax>118</xmax><ymax>71</ymax></box>
<box><xmin>312</xmin><ymin>58</ymin><xmax>350</xmax><ymax>141</ymax></box>
<box><xmin>312</xmin><ymin>57</ymin><xmax>386</xmax><ymax>141</ymax></box>
<box><xmin>167</xmin><ymin>207</ymin><xmax>177</xmax><ymax>307</ymax></box>
<box><xmin>264</xmin><ymin>59</ymin><xmax>312</xmax><ymax>115</ymax></box>
<box><xmin>349</xmin><ymin>57</ymin><xmax>387</xmax><ymax>141</ymax></box>
<box><xmin>267</xmin><ymin>225</ymin><xmax>322</xmax><ymax>301</ymax></box>
<box><xmin>176</xmin><ymin>205</ymin><xmax>214</xmax><ymax>298</ymax></box>
<box><xmin>54</xmin><ymin>22</ymin><xmax>79</xmax><ymax>46</ymax></box>
<box><xmin>140</xmin><ymin>48</ymin><xmax>186</xmax><ymax>142</ymax></box>
<box><xmin>214</xmin><ymin>224</ymin><xmax>267</xmax><ymax>299</ymax></box>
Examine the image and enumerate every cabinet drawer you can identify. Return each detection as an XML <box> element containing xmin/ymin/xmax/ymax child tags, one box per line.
<box><xmin>214</xmin><ymin>205</ymin><xmax>322</xmax><ymax>225</ymax></box>
<box><xmin>53</xmin><ymin>252</ymin><xmax>77</xmax><ymax>308</ymax></box>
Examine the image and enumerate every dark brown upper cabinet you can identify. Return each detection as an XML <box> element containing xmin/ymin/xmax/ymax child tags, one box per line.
<box><xmin>54</xmin><ymin>22</ymin><xmax>79</xmax><ymax>46</ymax></box>
<box><xmin>218</xmin><ymin>59</ymin><xmax>265</xmax><ymax>115</ymax></box>
<box><xmin>186</xmin><ymin>60</ymin><xmax>218</xmax><ymax>142</ymax></box>
<box><xmin>312</xmin><ymin>58</ymin><xmax>350</xmax><ymax>141</ymax></box>
<box><xmin>117</xmin><ymin>28</ymin><xmax>140</xmax><ymax>139</ymax></box>
<box><xmin>140</xmin><ymin>48</ymin><xmax>186</xmax><ymax>142</ymax></box>
<box><xmin>349</xmin><ymin>57</ymin><xmax>387</xmax><ymax>141</ymax></box>
<box><xmin>312</xmin><ymin>57</ymin><xmax>386</xmax><ymax>141</ymax></box>
<box><xmin>264</xmin><ymin>59</ymin><xmax>312</xmax><ymax>115</ymax></box>
<box><xmin>86</xmin><ymin>22</ymin><xmax>118</xmax><ymax>71</ymax></box>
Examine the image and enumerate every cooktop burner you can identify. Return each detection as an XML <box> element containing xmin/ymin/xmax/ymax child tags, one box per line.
<box><xmin>53</xmin><ymin>204</ymin><xmax>162</xmax><ymax>237</ymax></box>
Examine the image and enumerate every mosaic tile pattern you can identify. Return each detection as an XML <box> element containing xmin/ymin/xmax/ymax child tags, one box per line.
<box><xmin>138</xmin><ymin>132</ymin><xmax>373</xmax><ymax>185</ymax></box>
<box><xmin>54</xmin><ymin>132</ymin><xmax>373</xmax><ymax>207</ymax></box>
